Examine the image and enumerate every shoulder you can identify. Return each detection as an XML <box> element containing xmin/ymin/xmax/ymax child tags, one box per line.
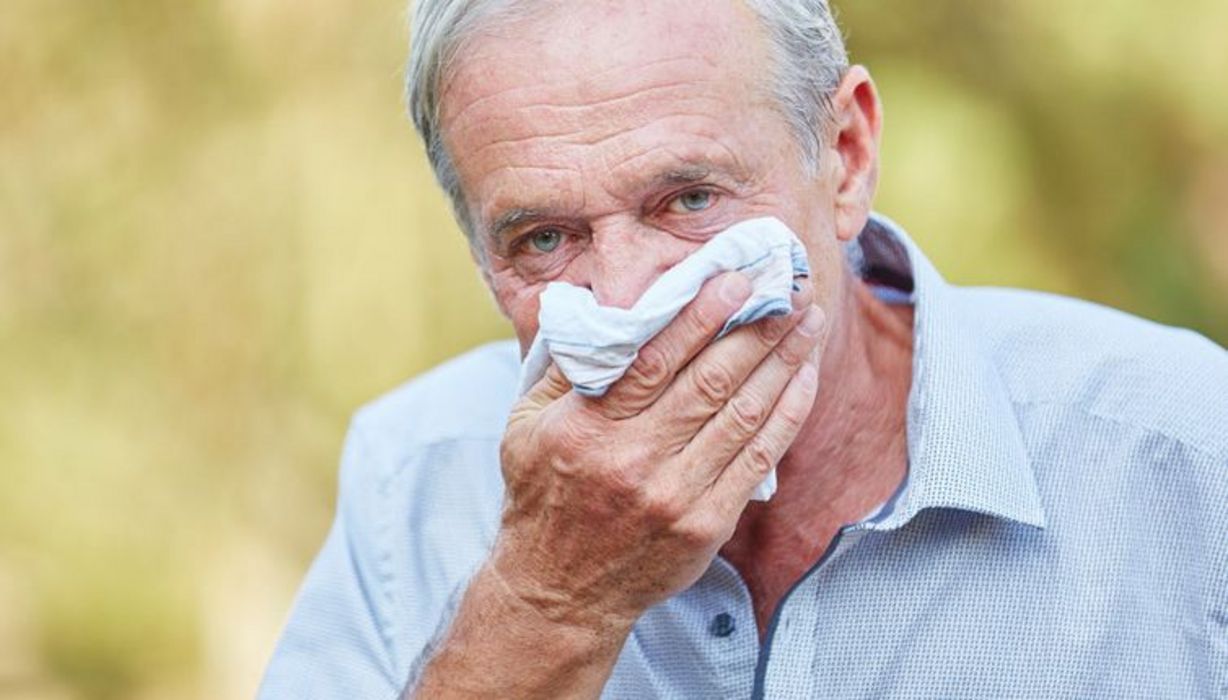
<box><xmin>337</xmin><ymin>339</ymin><xmax>519</xmax><ymax>540</ymax></box>
<box><xmin>337</xmin><ymin>341</ymin><xmax>520</xmax><ymax>666</ymax></box>
<box><xmin>955</xmin><ymin>287</ymin><xmax>1228</xmax><ymax>459</ymax></box>
<box><xmin>336</xmin><ymin>337</ymin><xmax>519</xmax><ymax>507</ymax></box>
<box><xmin>351</xmin><ymin>339</ymin><xmax>522</xmax><ymax>450</ymax></box>
<box><xmin>263</xmin><ymin>341</ymin><xmax>521</xmax><ymax>690</ymax></box>
<box><xmin>335</xmin><ymin>339</ymin><xmax>519</xmax><ymax>565</ymax></box>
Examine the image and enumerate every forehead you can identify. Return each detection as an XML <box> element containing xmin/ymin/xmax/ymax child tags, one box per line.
<box><xmin>441</xmin><ymin>0</ymin><xmax>766</xmax><ymax>111</ymax></box>
<box><xmin>438</xmin><ymin>0</ymin><xmax>784</xmax><ymax>225</ymax></box>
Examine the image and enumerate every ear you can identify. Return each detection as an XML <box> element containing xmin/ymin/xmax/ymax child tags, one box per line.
<box><xmin>826</xmin><ymin>65</ymin><xmax>883</xmax><ymax>243</ymax></box>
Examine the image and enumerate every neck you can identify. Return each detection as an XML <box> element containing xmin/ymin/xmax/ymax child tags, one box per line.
<box><xmin>721</xmin><ymin>269</ymin><xmax>914</xmax><ymax>632</ymax></box>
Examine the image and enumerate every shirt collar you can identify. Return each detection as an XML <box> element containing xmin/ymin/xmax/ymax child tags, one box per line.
<box><xmin>853</xmin><ymin>213</ymin><xmax>1048</xmax><ymax>531</ymax></box>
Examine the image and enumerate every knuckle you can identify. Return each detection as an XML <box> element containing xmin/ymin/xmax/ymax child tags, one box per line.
<box><xmin>728</xmin><ymin>393</ymin><xmax>768</xmax><ymax>437</ymax></box>
<box><xmin>743</xmin><ymin>438</ymin><xmax>778</xmax><ymax>477</ymax></box>
<box><xmin>623</xmin><ymin>344</ymin><xmax>671</xmax><ymax>394</ymax></box>
<box><xmin>670</xmin><ymin>514</ymin><xmax>722</xmax><ymax>549</ymax></box>
<box><xmin>774</xmin><ymin>336</ymin><xmax>810</xmax><ymax>367</ymax></box>
<box><xmin>692</xmin><ymin>361</ymin><xmax>736</xmax><ymax>407</ymax></box>
<box><xmin>752</xmin><ymin>316</ymin><xmax>790</xmax><ymax>345</ymax></box>
<box><xmin>776</xmin><ymin>402</ymin><xmax>810</xmax><ymax>430</ymax></box>
<box><xmin>642</xmin><ymin>489</ymin><xmax>686</xmax><ymax>525</ymax></box>
<box><xmin>775</xmin><ymin>389</ymin><xmax>814</xmax><ymax>428</ymax></box>
<box><xmin>614</xmin><ymin>441</ymin><xmax>655</xmax><ymax>480</ymax></box>
<box><xmin>598</xmin><ymin>463</ymin><xmax>643</xmax><ymax>501</ymax></box>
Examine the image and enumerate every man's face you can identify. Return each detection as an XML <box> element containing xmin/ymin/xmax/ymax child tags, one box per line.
<box><xmin>440</xmin><ymin>0</ymin><xmax>848</xmax><ymax>351</ymax></box>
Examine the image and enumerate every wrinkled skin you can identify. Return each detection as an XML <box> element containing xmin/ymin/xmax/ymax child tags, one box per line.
<box><xmin>410</xmin><ymin>1</ymin><xmax>912</xmax><ymax>697</ymax></box>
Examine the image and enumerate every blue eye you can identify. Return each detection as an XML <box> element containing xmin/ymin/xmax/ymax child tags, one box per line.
<box><xmin>670</xmin><ymin>189</ymin><xmax>714</xmax><ymax>213</ymax></box>
<box><xmin>529</xmin><ymin>228</ymin><xmax>563</xmax><ymax>253</ymax></box>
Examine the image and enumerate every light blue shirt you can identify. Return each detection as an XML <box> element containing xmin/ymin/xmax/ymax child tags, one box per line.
<box><xmin>260</xmin><ymin>216</ymin><xmax>1228</xmax><ymax>699</ymax></box>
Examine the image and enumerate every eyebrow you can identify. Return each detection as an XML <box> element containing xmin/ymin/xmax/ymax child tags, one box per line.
<box><xmin>489</xmin><ymin>207</ymin><xmax>546</xmax><ymax>243</ymax></box>
<box><xmin>656</xmin><ymin>164</ymin><xmax>712</xmax><ymax>187</ymax></box>
<box><xmin>484</xmin><ymin>159</ymin><xmax>749</xmax><ymax>243</ymax></box>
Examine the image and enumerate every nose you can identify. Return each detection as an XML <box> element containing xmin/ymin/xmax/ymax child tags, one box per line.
<box><xmin>581</xmin><ymin>223</ymin><xmax>699</xmax><ymax>309</ymax></box>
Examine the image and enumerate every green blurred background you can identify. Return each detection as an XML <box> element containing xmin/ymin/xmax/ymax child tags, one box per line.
<box><xmin>1</xmin><ymin>0</ymin><xmax>1225</xmax><ymax>697</ymax></box>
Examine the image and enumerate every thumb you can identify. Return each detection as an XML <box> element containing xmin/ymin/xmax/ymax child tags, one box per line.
<box><xmin>522</xmin><ymin>362</ymin><xmax>571</xmax><ymax>408</ymax></box>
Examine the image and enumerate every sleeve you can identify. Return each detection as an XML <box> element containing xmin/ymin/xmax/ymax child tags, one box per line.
<box><xmin>257</xmin><ymin>422</ymin><xmax>403</xmax><ymax>700</ymax></box>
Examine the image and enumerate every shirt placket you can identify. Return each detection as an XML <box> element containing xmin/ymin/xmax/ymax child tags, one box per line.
<box><xmin>754</xmin><ymin>526</ymin><xmax>872</xmax><ymax>699</ymax></box>
<box><xmin>701</xmin><ymin>559</ymin><xmax>762</xmax><ymax>699</ymax></box>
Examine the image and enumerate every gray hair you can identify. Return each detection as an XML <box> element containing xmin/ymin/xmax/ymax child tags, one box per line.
<box><xmin>405</xmin><ymin>0</ymin><xmax>849</xmax><ymax>252</ymax></box>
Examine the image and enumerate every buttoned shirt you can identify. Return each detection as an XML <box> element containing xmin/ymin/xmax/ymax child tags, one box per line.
<box><xmin>260</xmin><ymin>215</ymin><xmax>1228</xmax><ymax>699</ymax></box>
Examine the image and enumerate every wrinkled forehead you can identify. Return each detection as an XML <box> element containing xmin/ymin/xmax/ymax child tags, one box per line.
<box><xmin>437</xmin><ymin>0</ymin><xmax>774</xmax><ymax>143</ymax></box>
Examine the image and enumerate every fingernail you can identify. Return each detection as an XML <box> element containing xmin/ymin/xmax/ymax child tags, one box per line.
<box><xmin>790</xmin><ymin>277</ymin><xmax>810</xmax><ymax>310</ymax></box>
<box><xmin>799</xmin><ymin>306</ymin><xmax>825</xmax><ymax>337</ymax></box>
<box><xmin>798</xmin><ymin>362</ymin><xmax>818</xmax><ymax>389</ymax></box>
<box><xmin>790</xmin><ymin>287</ymin><xmax>806</xmax><ymax>310</ymax></box>
<box><xmin>719</xmin><ymin>274</ymin><xmax>751</xmax><ymax>305</ymax></box>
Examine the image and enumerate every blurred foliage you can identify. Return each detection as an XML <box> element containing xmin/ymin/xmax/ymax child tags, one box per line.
<box><xmin>0</xmin><ymin>0</ymin><xmax>1224</xmax><ymax>697</ymax></box>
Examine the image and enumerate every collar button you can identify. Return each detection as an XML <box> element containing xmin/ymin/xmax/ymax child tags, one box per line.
<box><xmin>709</xmin><ymin>612</ymin><xmax>736</xmax><ymax>638</ymax></box>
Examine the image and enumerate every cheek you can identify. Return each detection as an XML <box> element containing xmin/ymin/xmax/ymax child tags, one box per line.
<box><xmin>806</xmin><ymin>238</ymin><xmax>845</xmax><ymax>313</ymax></box>
<box><xmin>765</xmin><ymin>178</ymin><xmax>844</xmax><ymax>311</ymax></box>
<box><xmin>487</xmin><ymin>264</ymin><xmax>546</xmax><ymax>354</ymax></box>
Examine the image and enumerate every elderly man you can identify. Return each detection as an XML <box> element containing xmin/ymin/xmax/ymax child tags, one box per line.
<box><xmin>261</xmin><ymin>1</ymin><xmax>1228</xmax><ymax>697</ymax></box>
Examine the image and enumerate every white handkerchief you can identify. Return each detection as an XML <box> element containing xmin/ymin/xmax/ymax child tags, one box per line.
<box><xmin>518</xmin><ymin>216</ymin><xmax>810</xmax><ymax>501</ymax></box>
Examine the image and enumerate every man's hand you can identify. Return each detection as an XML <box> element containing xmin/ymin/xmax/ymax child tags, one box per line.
<box><xmin>498</xmin><ymin>271</ymin><xmax>823</xmax><ymax>624</ymax></box>
<box><xmin>410</xmin><ymin>273</ymin><xmax>825</xmax><ymax>698</ymax></box>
